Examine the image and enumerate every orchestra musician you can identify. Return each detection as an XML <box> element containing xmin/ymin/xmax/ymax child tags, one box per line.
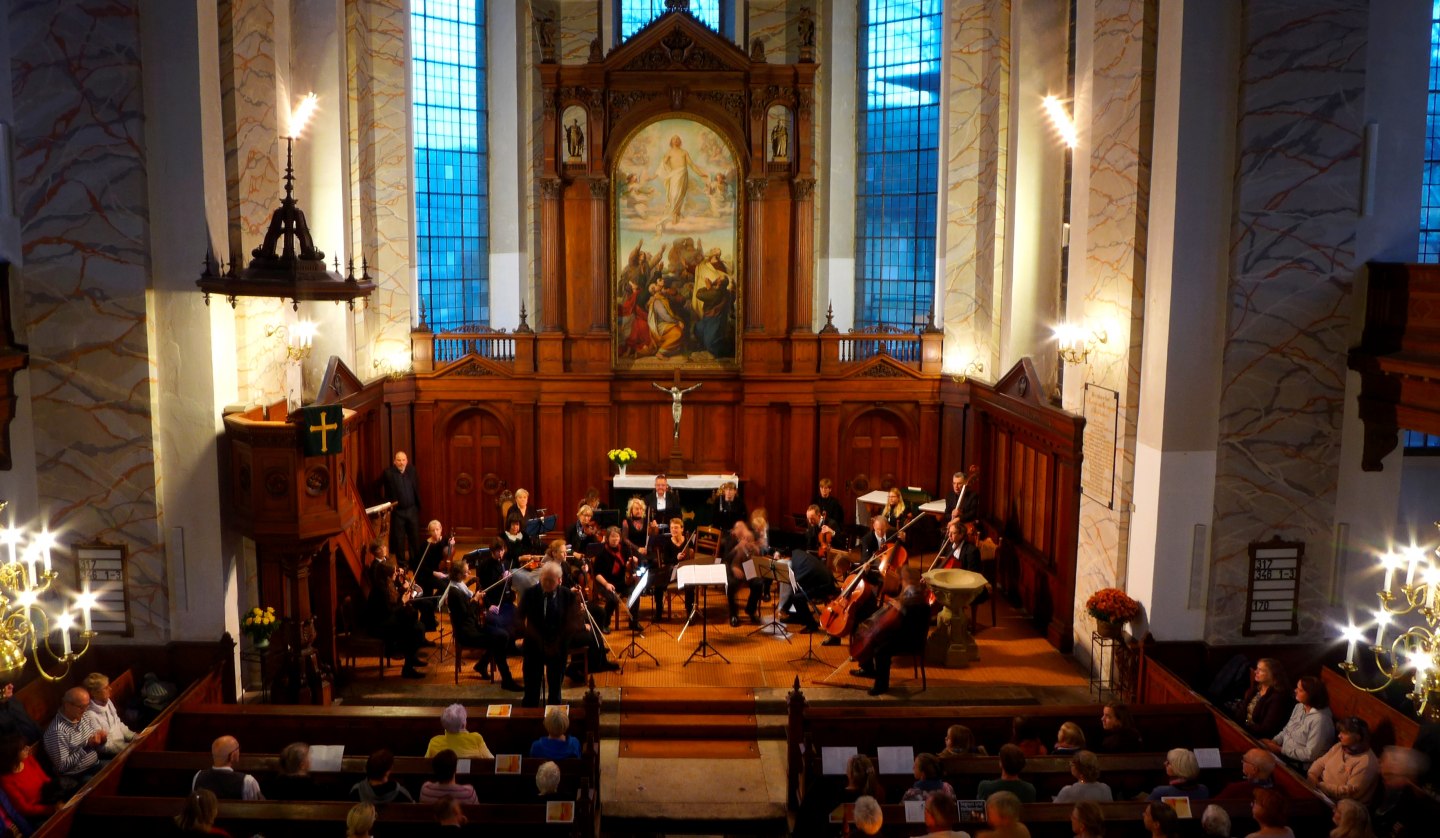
<box><xmin>518</xmin><ymin>562</ymin><xmax>581</xmax><ymax>708</ymax></box>
<box><xmin>510</xmin><ymin>488</ymin><xmax>557</xmax><ymax>539</ymax></box>
<box><xmin>646</xmin><ymin>517</ymin><xmax>691</xmax><ymax>623</ymax></box>
<box><xmin>851</xmin><ymin>566</ymin><xmax>931</xmax><ymax>695</ymax></box>
<box><xmin>881</xmin><ymin>488</ymin><xmax>912</xmax><ymax>543</ymax></box>
<box><xmin>643</xmin><ymin>474</ymin><xmax>676</xmax><ymax>521</ymax></box>
<box><xmin>726</xmin><ymin>521</ymin><xmax>764</xmax><ymax>627</ymax></box>
<box><xmin>360</xmin><ymin>541</ymin><xmax>428</xmax><ymax>679</ymax></box>
<box><xmin>622</xmin><ymin>498</ymin><xmax>651</xmax><ymax>554</ymax></box>
<box><xmin>567</xmin><ymin>504</ymin><xmax>600</xmax><ymax>555</ymax></box>
<box><xmin>935</xmin><ymin>520</ymin><xmax>981</xmax><ymax>573</ymax></box>
<box><xmin>811</xmin><ymin>477</ymin><xmax>846</xmax><ymax>537</ymax></box>
<box><xmin>711</xmin><ymin>482</ymin><xmax>747</xmax><ymax>535</ymax></box>
<box><xmin>501</xmin><ymin>513</ymin><xmax>540</xmax><ymax>559</ymax></box>
<box><xmin>414</xmin><ymin>520</ymin><xmax>455</xmax><ymax>598</ymax></box>
<box><xmin>822</xmin><ymin>515</ymin><xmax>893</xmax><ymax>647</ymax></box>
<box><xmin>585</xmin><ymin>527</ymin><xmax>638</xmax><ymax>631</ymax></box>
<box><xmin>784</xmin><ymin>505</ymin><xmax>839</xmax><ymax>631</ymax></box>
<box><xmin>443</xmin><ymin>558</ymin><xmax>522</xmax><ymax>692</ymax></box>
<box><xmin>944</xmin><ymin>466</ymin><xmax>981</xmax><ymax>524</ymax></box>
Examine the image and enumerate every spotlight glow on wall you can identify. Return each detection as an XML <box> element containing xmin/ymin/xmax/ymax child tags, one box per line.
<box><xmin>1043</xmin><ymin>95</ymin><xmax>1078</xmax><ymax>148</ymax></box>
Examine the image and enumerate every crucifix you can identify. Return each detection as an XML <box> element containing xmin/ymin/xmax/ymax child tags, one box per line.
<box><xmin>653</xmin><ymin>371</ymin><xmax>701</xmax><ymax>477</ymax></box>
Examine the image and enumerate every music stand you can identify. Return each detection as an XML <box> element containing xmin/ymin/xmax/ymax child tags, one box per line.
<box><xmin>786</xmin><ymin>563</ymin><xmax>827</xmax><ymax>666</ymax></box>
<box><xmin>749</xmin><ymin>554</ymin><xmax>792</xmax><ymax>641</ymax></box>
<box><xmin>677</xmin><ymin>563</ymin><xmax>730</xmax><ymax>666</ymax></box>
<box><xmin>615</xmin><ymin>567</ymin><xmax>657</xmax><ymax>666</ymax></box>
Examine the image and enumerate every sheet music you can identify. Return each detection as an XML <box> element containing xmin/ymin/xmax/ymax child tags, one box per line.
<box><xmin>1194</xmin><ymin>747</ymin><xmax>1221</xmax><ymax>769</ymax></box>
<box><xmin>904</xmin><ymin>800</ymin><xmax>925</xmax><ymax>823</ymax></box>
<box><xmin>877</xmin><ymin>745</ymin><xmax>914</xmax><ymax>775</ymax></box>
<box><xmin>742</xmin><ymin>559</ymin><xmax>757</xmax><ymax>580</ymax></box>
<box><xmin>821</xmin><ymin>746</ymin><xmax>857</xmax><ymax>775</ymax></box>
<box><xmin>456</xmin><ymin>758</ymin><xmax>472</xmax><ymax>775</ymax></box>
<box><xmin>308</xmin><ymin>745</ymin><xmax>344</xmax><ymax>772</ymax></box>
<box><xmin>677</xmin><ymin>563</ymin><xmax>728</xmax><ymax>588</ymax></box>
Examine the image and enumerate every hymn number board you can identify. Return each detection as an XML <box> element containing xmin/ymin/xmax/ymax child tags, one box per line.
<box><xmin>74</xmin><ymin>541</ymin><xmax>133</xmax><ymax>637</ymax></box>
<box><xmin>1243</xmin><ymin>538</ymin><xmax>1303</xmax><ymax>637</ymax></box>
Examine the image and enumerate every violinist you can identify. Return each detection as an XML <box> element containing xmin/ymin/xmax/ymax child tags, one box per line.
<box><xmin>585</xmin><ymin>527</ymin><xmax>637</xmax><ymax>631</ymax></box>
<box><xmin>361</xmin><ymin>542</ymin><xmax>429</xmax><ymax>679</ymax></box>
<box><xmin>501</xmin><ymin>512</ymin><xmax>540</xmax><ymax>559</ymax></box>
<box><xmin>414</xmin><ymin>520</ymin><xmax>455</xmax><ymax>598</ymax></box>
<box><xmin>811</xmin><ymin>478</ymin><xmax>846</xmax><ymax>537</ymax></box>
<box><xmin>512</xmin><ymin>488</ymin><xmax>557</xmax><ymax>539</ymax></box>
<box><xmin>622</xmin><ymin>498</ymin><xmax>651</xmax><ymax>555</ymax></box>
<box><xmin>646</xmin><ymin>518</ymin><xmax>691</xmax><ymax>622</ymax></box>
<box><xmin>711</xmin><ymin>482</ymin><xmax>747</xmax><ymax>535</ymax></box>
<box><xmin>567</xmin><ymin>504</ymin><xmax>600</xmax><ymax>555</ymax></box>
<box><xmin>444</xmin><ymin>558</ymin><xmax>522</xmax><ymax>692</ymax></box>
<box><xmin>851</xmin><ymin>566</ymin><xmax>930</xmax><ymax>696</ymax></box>
<box><xmin>726</xmin><ymin>521</ymin><xmax>764</xmax><ymax>627</ymax></box>
<box><xmin>881</xmin><ymin>488</ymin><xmax>912</xmax><ymax>543</ymax></box>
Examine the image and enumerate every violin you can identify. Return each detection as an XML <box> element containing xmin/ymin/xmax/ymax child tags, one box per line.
<box><xmin>817</xmin><ymin>512</ymin><xmax>834</xmax><ymax>559</ymax></box>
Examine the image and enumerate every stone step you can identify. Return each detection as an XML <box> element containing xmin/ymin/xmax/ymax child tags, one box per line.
<box><xmin>617</xmin><ymin>685</ymin><xmax>757</xmax><ymax>714</ymax></box>
<box><xmin>619</xmin><ymin>711</ymin><xmax>757</xmax><ymax>740</ymax></box>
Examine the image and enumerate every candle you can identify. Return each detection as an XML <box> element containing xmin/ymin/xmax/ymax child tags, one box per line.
<box><xmin>1375</xmin><ymin>613</ymin><xmax>1388</xmax><ymax>648</ymax></box>
<box><xmin>59</xmin><ymin>617</ymin><xmax>71</xmax><ymax>657</ymax></box>
<box><xmin>1407</xmin><ymin>549</ymin><xmax>1422</xmax><ymax>588</ymax></box>
<box><xmin>1346</xmin><ymin>634</ymin><xmax>1358</xmax><ymax>665</ymax></box>
<box><xmin>20</xmin><ymin>549</ymin><xmax>36</xmax><ymax>588</ymax></box>
<box><xmin>42</xmin><ymin>538</ymin><xmax>51</xmax><ymax>575</ymax></box>
<box><xmin>77</xmin><ymin>591</ymin><xmax>94</xmax><ymax>633</ymax></box>
<box><xmin>1383</xmin><ymin>553</ymin><xmax>1398</xmax><ymax>594</ymax></box>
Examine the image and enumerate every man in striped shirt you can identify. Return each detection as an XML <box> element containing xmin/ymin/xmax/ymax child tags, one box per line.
<box><xmin>43</xmin><ymin>687</ymin><xmax>106</xmax><ymax>784</ymax></box>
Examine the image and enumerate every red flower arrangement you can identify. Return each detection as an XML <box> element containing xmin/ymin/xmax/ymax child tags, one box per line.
<box><xmin>1085</xmin><ymin>587</ymin><xmax>1140</xmax><ymax>623</ymax></box>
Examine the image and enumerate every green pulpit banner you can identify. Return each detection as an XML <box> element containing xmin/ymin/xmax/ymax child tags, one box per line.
<box><xmin>300</xmin><ymin>404</ymin><xmax>343</xmax><ymax>456</ymax></box>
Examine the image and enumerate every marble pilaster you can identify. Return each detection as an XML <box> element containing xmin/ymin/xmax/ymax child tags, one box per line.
<box><xmin>1208</xmin><ymin>0</ymin><xmax>1367</xmax><ymax>643</ymax></box>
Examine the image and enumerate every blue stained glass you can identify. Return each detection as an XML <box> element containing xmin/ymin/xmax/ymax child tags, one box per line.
<box><xmin>619</xmin><ymin>1</ymin><xmax>722</xmax><ymax>41</ymax></box>
<box><xmin>413</xmin><ymin>0</ymin><xmax>489</xmax><ymax>328</ymax></box>
<box><xmin>855</xmin><ymin>1</ymin><xmax>940</xmax><ymax>330</ymax></box>
<box><xmin>1425</xmin><ymin>2</ymin><xmax>1440</xmax><ymax>261</ymax></box>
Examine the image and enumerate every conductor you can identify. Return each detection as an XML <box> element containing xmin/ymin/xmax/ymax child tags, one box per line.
<box><xmin>519</xmin><ymin>562</ymin><xmax>581</xmax><ymax>708</ymax></box>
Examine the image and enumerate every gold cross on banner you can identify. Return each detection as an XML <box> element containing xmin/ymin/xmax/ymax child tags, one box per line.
<box><xmin>309</xmin><ymin>413</ymin><xmax>338</xmax><ymax>453</ymax></box>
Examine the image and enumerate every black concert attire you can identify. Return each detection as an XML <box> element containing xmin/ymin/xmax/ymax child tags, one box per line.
<box><xmin>726</xmin><ymin>541</ymin><xmax>762</xmax><ymax>625</ymax></box>
<box><xmin>519</xmin><ymin>585</ymin><xmax>580</xmax><ymax>707</ymax></box>
<box><xmin>510</xmin><ymin>504</ymin><xmax>557</xmax><ymax>540</ymax></box>
<box><xmin>946</xmin><ymin>483</ymin><xmax>979</xmax><ymax>524</ymax></box>
<box><xmin>622</xmin><ymin>516</ymin><xmax>650</xmax><ymax>553</ymax></box>
<box><xmin>413</xmin><ymin>538</ymin><xmax>452</xmax><ymax>598</ymax></box>
<box><xmin>882</xmin><ymin>504</ymin><xmax>913</xmax><ymax>540</ymax></box>
<box><xmin>445</xmin><ymin>579</ymin><xmax>518</xmax><ymax>688</ymax></box>
<box><xmin>585</xmin><ymin>541</ymin><xmax>637</xmax><ymax>629</ymax></box>
<box><xmin>567</xmin><ymin>520</ymin><xmax>599</xmax><ymax>555</ymax></box>
<box><xmin>646</xmin><ymin>532</ymin><xmax>689</xmax><ymax>621</ymax></box>
<box><xmin>811</xmin><ymin>494</ymin><xmax>846</xmax><ymax>534</ymax></box>
<box><xmin>644</xmin><ymin>490</ymin><xmax>678</xmax><ymax>522</ymax></box>
<box><xmin>853</xmin><ymin>580</ymin><xmax>931</xmax><ymax>692</ymax></box>
<box><xmin>711</xmin><ymin>495</ymin><xmax>747</xmax><ymax>536</ymax></box>
<box><xmin>382</xmin><ymin>463</ymin><xmax>422</xmax><ymax>566</ymax></box>
<box><xmin>821</xmin><ymin>531</ymin><xmax>888</xmax><ymax>646</ymax></box>
<box><xmin>784</xmin><ymin>546</ymin><xmax>838</xmax><ymax>631</ymax></box>
<box><xmin>501</xmin><ymin>528</ymin><xmax>540</xmax><ymax>560</ymax></box>
<box><xmin>361</xmin><ymin>562</ymin><xmax>427</xmax><ymax>672</ymax></box>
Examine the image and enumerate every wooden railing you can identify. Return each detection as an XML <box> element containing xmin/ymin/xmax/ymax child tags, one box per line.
<box><xmin>817</xmin><ymin>327</ymin><xmax>942</xmax><ymax>374</ymax></box>
<box><xmin>411</xmin><ymin>325</ymin><xmax>536</xmax><ymax>374</ymax></box>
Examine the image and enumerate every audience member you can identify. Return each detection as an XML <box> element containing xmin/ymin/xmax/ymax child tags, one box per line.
<box><xmin>192</xmin><ymin>735</ymin><xmax>263</xmax><ymax>801</ymax></box>
<box><xmin>1235</xmin><ymin>658</ymin><xmax>1294</xmax><ymax>739</ymax></box>
<box><xmin>535</xmin><ymin>760</ymin><xmax>561</xmax><ymax>799</ymax></box>
<box><xmin>1147</xmin><ymin>748</ymin><xmax>1210</xmax><ymax>801</ymax></box>
<box><xmin>1244</xmin><ymin>787</ymin><xmax>1293</xmax><ymax>837</ymax></box>
<box><xmin>1216</xmin><ymin>748</ymin><xmax>1278</xmax><ymax>800</ymax></box>
<box><xmin>846</xmin><ymin>754</ymin><xmax>883</xmax><ymax>802</ymax></box>
<box><xmin>1260</xmin><ymin>675</ymin><xmax>1334</xmax><ymax>770</ymax></box>
<box><xmin>976</xmin><ymin>745</ymin><xmax>1037</xmax><ymax>803</ymax></box>
<box><xmin>1010</xmin><ymin>716</ymin><xmax>1048</xmax><ymax>757</ymax></box>
<box><xmin>43</xmin><ymin>687</ymin><xmax>106</xmax><ymax>786</ymax></box>
<box><xmin>1330</xmin><ymin>797</ymin><xmax>1377</xmax><ymax>838</ymax></box>
<box><xmin>345</xmin><ymin>802</ymin><xmax>376</xmax><ymax>838</ymax></box>
<box><xmin>0</xmin><ymin>733</ymin><xmax>52</xmax><ymax>821</ymax></box>
<box><xmin>1373</xmin><ymin>745</ymin><xmax>1439</xmax><ymax>837</ymax></box>
<box><xmin>1200</xmin><ymin>804</ymin><xmax>1232</xmax><ymax>838</ymax></box>
<box><xmin>1099</xmin><ymin>703</ymin><xmax>1143</xmax><ymax>753</ymax></box>
<box><xmin>0</xmin><ymin>679</ymin><xmax>39</xmax><ymax>744</ymax></box>
<box><xmin>265</xmin><ymin>741</ymin><xmax>317</xmax><ymax>801</ymax></box>
<box><xmin>903</xmin><ymin>752</ymin><xmax>955</xmax><ymax>802</ymax></box>
<box><xmin>433</xmin><ymin>796</ymin><xmax>467</xmax><ymax>830</ymax></box>
<box><xmin>1070</xmin><ymin>800</ymin><xmax>1105</xmax><ymax>838</ymax></box>
<box><xmin>425</xmin><ymin>704</ymin><xmax>494</xmax><ymax>760</ymax></box>
<box><xmin>349</xmin><ymin>748</ymin><xmax>414</xmax><ymax>803</ymax></box>
<box><xmin>1053</xmin><ymin>750</ymin><xmax>1112</xmax><ymax>803</ymax></box>
<box><xmin>924</xmin><ymin>789</ymin><xmax>973</xmax><ymax>838</ymax></box>
<box><xmin>978</xmin><ymin>790</ymin><xmax>1029</xmax><ymax>838</ymax></box>
<box><xmin>941</xmin><ymin>724</ymin><xmax>987</xmax><ymax>758</ymax></box>
<box><xmin>418</xmin><ymin>749</ymin><xmax>478</xmax><ymax>806</ymax></box>
<box><xmin>1308</xmin><ymin>716</ymin><xmax>1380</xmax><ymax>805</ymax></box>
<box><xmin>1053</xmin><ymin>721</ymin><xmax>1086</xmax><ymax>756</ymax></box>
<box><xmin>1142</xmin><ymin>801</ymin><xmax>1180</xmax><ymax>838</ymax></box>
<box><xmin>172</xmin><ymin>788</ymin><xmax>231</xmax><ymax>837</ymax></box>
<box><xmin>854</xmin><ymin>794</ymin><xmax>884</xmax><ymax>836</ymax></box>
<box><xmin>81</xmin><ymin>673</ymin><xmax>135</xmax><ymax>754</ymax></box>
<box><xmin>530</xmin><ymin>706</ymin><xmax>582</xmax><ymax>759</ymax></box>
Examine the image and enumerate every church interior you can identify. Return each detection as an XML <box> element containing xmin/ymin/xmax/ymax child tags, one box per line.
<box><xmin>2</xmin><ymin>0</ymin><xmax>1440</xmax><ymax>835</ymax></box>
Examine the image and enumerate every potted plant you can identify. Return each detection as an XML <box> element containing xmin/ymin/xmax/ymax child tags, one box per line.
<box><xmin>242</xmin><ymin>606</ymin><xmax>278</xmax><ymax>648</ymax></box>
<box><xmin>1085</xmin><ymin>587</ymin><xmax>1139</xmax><ymax>638</ymax></box>
<box><xmin>606</xmin><ymin>447</ymin><xmax>638</xmax><ymax>475</ymax></box>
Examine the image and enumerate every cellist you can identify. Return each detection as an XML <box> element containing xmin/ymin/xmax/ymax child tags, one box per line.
<box><xmin>821</xmin><ymin>515</ymin><xmax>893</xmax><ymax>647</ymax></box>
<box><xmin>851</xmin><ymin>566</ymin><xmax>931</xmax><ymax>695</ymax></box>
<box><xmin>783</xmin><ymin>505</ymin><xmax>838</xmax><ymax>631</ymax></box>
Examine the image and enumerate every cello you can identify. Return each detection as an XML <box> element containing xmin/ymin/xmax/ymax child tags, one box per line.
<box><xmin>816</xmin><ymin>514</ymin><xmax>921</xmax><ymax>637</ymax></box>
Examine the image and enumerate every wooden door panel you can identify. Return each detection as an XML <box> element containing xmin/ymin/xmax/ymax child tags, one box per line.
<box><xmin>442</xmin><ymin>410</ymin><xmax>511</xmax><ymax>539</ymax></box>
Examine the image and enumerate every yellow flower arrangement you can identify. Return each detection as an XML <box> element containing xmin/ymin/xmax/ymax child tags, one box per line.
<box><xmin>606</xmin><ymin>447</ymin><xmax>638</xmax><ymax>466</ymax></box>
<box><xmin>241</xmin><ymin>606</ymin><xmax>278</xmax><ymax>643</ymax></box>
<box><xmin>1085</xmin><ymin>587</ymin><xmax>1140</xmax><ymax>624</ymax></box>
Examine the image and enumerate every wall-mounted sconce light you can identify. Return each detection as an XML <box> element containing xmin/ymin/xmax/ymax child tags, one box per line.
<box><xmin>1043</xmin><ymin>95</ymin><xmax>1078</xmax><ymax>148</ymax></box>
<box><xmin>372</xmin><ymin>346</ymin><xmax>412</xmax><ymax>381</ymax></box>
<box><xmin>1054</xmin><ymin>322</ymin><xmax>1107</xmax><ymax>365</ymax></box>
<box><xmin>266</xmin><ymin>320</ymin><xmax>317</xmax><ymax>362</ymax></box>
<box><xmin>950</xmin><ymin>360</ymin><xmax>985</xmax><ymax>383</ymax></box>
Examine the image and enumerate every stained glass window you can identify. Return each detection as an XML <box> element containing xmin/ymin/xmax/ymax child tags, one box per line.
<box><xmin>619</xmin><ymin>0</ymin><xmax>722</xmax><ymax>41</ymax></box>
<box><xmin>412</xmin><ymin>0</ymin><xmax>489</xmax><ymax>329</ymax></box>
<box><xmin>854</xmin><ymin>1</ymin><xmax>941</xmax><ymax>331</ymax></box>
<box><xmin>1422</xmin><ymin>2</ymin><xmax>1440</xmax><ymax>260</ymax></box>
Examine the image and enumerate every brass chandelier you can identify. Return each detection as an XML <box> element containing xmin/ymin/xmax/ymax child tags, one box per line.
<box><xmin>0</xmin><ymin>502</ymin><xmax>97</xmax><ymax>680</ymax></box>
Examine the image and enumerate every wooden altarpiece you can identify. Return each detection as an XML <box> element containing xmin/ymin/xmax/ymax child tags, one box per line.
<box><xmin>536</xmin><ymin>10</ymin><xmax>818</xmax><ymax>374</ymax></box>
